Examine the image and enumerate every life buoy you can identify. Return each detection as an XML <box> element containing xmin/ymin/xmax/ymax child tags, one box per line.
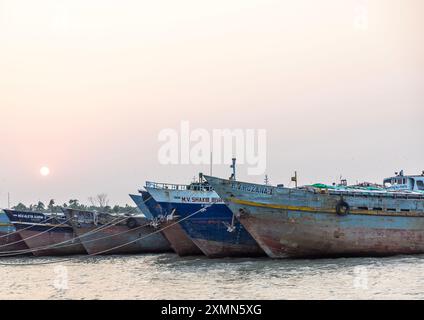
<box><xmin>126</xmin><ymin>217</ymin><xmax>138</xmax><ymax>229</ymax></box>
<box><xmin>336</xmin><ymin>200</ymin><xmax>350</xmax><ymax>216</ymax></box>
<box><xmin>238</xmin><ymin>208</ymin><xmax>247</xmax><ymax>217</ymax></box>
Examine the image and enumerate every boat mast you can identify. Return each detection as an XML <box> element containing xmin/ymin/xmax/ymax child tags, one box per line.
<box><xmin>230</xmin><ymin>158</ymin><xmax>237</xmax><ymax>181</ymax></box>
<box><xmin>291</xmin><ymin>171</ymin><xmax>298</xmax><ymax>188</ymax></box>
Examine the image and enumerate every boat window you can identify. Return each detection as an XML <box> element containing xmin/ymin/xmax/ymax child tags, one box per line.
<box><xmin>417</xmin><ymin>181</ymin><xmax>424</xmax><ymax>191</ymax></box>
<box><xmin>383</xmin><ymin>179</ymin><xmax>392</xmax><ymax>188</ymax></box>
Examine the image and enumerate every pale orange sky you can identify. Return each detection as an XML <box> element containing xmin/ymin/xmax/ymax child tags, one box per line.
<box><xmin>0</xmin><ymin>0</ymin><xmax>423</xmax><ymax>206</ymax></box>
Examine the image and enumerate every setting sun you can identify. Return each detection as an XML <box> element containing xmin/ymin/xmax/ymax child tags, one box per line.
<box><xmin>40</xmin><ymin>166</ymin><xmax>50</xmax><ymax>176</ymax></box>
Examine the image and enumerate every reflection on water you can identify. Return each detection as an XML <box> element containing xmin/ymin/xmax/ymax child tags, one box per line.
<box><xmin>1</xmin><ymin>254</ymin><xmax>423</xmax><ymax>300</ymax></box>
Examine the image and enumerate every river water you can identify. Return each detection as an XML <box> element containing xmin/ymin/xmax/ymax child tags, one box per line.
<box><xmin>0</xmin><ymin>254</ymin><xmax>423</xmax><ymax>300</ymax></box>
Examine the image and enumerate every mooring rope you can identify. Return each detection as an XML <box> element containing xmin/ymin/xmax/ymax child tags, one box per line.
<box><xmin>0</xmin><ymin>217</ymin><xmax>54</xmax><ymax>240</ymax></box>
<box><xmin>0</xmin><ymin>219</ymin><xmax>153</xmax><ymax>257</ymax></box>
<box><xmin>89</xmin><ymin>204</ymin><xmax>212</xmax><ymax>256</ymax></box>
<box><xmin>0</xmin><ymin>196</ymin><xmax>155</xmax><ymax>256</ymax></box>
<box><xmin>0</xmin><ymin>214</ymin><xmax>132</xmax><ymax>257</ymax></box>
<box><xmin>0</xmin><ymin>196</ymin><xmax>157</xmax><ymax>259</ymax></box>
<box><xmin>0</xmin><ymin>218</ymin><xmax>73</xmax><ymax>249</ymax></box>
<box><xmin>0</xmin><ymin>203</ymin><xmax>213</xmax><ymax>266</ymax></box>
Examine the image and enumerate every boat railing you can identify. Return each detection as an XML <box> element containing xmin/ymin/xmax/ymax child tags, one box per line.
<box><xmin>312</xmin><ymin>187</ymin><xmax>424</xmax><ymax>199</ymax></box>
<box><xmin>145</xmin><ymin>181</ymin><xmax>214</xmax><ymax>192</ymax></box>
<box><xmin>145</xmin><ymin>181</ymin><xmax>189</xmax><ymax>191</ymax></box>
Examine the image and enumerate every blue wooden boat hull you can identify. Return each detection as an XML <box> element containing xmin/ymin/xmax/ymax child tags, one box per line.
<box><xmin>145</xmin><ymin>186</ymin><xmax>265</xmax><ymax>258</ymax></box>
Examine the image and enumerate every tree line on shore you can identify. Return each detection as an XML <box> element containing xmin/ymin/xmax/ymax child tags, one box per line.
<box><xmin>11</xmin><ymin>194</ymin><xmax>138</xmax><ymax>214</ymax></box>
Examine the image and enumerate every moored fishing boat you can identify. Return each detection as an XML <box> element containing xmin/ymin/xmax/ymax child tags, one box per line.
<box><xmin>64</xmin><ymin>209</ymin><xmax>172</xmax><ymax>255</ymax></box>
<box><xmin>145</xmin><ymin>178</ymin><xmax>265</xmax><ymax>258</ymax></box>
<box><xmin>205</xmin><ymin>175</ymin><xmax>424</xmax><ymax>259</ymax></box>
<box><xmin>4</xmin><ymin>209</ymin><xmax>86</xmax><ymax>256</ymax></box>
<box><xmin>0</xmin><ymin>210</ymin><xmax>29</xmax><ymax>255</ymax></box>
<box><xmin>131</xmin><ymin>192</ymin><xmax>203</xmax><ymax>256</ymax></box>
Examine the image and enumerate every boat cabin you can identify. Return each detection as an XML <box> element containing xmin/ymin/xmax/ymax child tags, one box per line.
<box><xmin>383</xmin><ymin>170</ymin><xmax>424</xmax><ymax>192</ymax></box>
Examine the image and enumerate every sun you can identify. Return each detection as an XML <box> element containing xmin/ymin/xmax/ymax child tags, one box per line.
<box><xmin>40</xmin><ymin>166</ymin><xmax>50</xmax><ymax>177</ymax></box>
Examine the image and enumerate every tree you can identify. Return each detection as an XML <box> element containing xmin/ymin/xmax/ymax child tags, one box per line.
<box><xmin>68</xmin><ymin>199</ymin><xmax>80</xmax><ymax>209</ymax></box>
<box><xmin>48</xmin><ymin>199</ymin><xmax>55</xmax><ymax>212</ymax></box>
<box><xmin>123</xmin><ymin>204</ymin><xmax>136</xmax><ymax>213</ymax></box>
<box><xmin>13</xmin><ymin>203</ymin><xmax>28</xmax><ymax>211</ymax></box>
<box><xmin>89</xmin><ymin>194</ymin><xmax>109</xmax><ymax>209</ymax></box>
<box><xmin>36</xmin><ymin>201</ymin><xmax>45</xmax><ymax>212</ymax></box>
<box><xmin>8</xmin><ymin>199</ymin><xmax>137</xmax><ymax>214</ymax></box>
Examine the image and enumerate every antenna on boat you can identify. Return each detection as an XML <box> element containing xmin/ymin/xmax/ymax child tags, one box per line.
<box><xmin>291</xmin><ymin>171</ymin><xmax>298</xmax><ymax>188</ymax></box>
<box><xmin>264</xmin><ymin>175</ymin><xmax>269</xmax><ymax>185</ymax></box>
<box><xmin>230</xmin><ymin>158</ymin><xmax>237</xmax><ymax>181</ymax></box>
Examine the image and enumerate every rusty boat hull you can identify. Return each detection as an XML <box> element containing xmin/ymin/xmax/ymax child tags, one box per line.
<box><xmin>0</xmin><ymin>231</ymin><xmax>29</xmax><ymax>255</ymax></box>
<box><xmin>205</xmin><ymin>175</ymin><xmax>424</xmax><ymax>259</ymax></box>
<box><xmin>15</xmin><ymin>228</ymin><xmax>86</xmax><ymax>256</ymax></box>
<box><xmin>132</xmin><ymin>192</ymin><xmax>203</xmax><ymax>256</ymax></box>
<box><xmin>0</xmin><ymin>211</ymin><xmax>29</xmax><ymax>255</ymax></box>
<box><xmin>4</xmin><ymin>209</ymin><xmax>86</xmax><ymax>256</ymax></box>
<box><xmin>65</xmin><ymin>209</ymin><xmax>172</xmax><ymax>255</ymax></box>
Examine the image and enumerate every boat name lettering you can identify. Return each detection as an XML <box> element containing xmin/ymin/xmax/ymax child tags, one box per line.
<box><xmin>231</xmin><ymin>183</ymin><xmax>273</xmax><ymax>195</ymax></box>
<box><xmin>181</xmin><ymin>197</ymin><xmax>224</xmax><ymax>203</ymax></box>
<box><xmin>14</xmin><ymin>213</ymin><xmax>44</xmax><ymax>220</ymax></box>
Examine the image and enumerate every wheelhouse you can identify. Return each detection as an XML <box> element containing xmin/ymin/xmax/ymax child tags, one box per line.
<box><xmin>383</xmin><ymin>171</ymin><xmax>424</xmax><ymax>192</ymax></box>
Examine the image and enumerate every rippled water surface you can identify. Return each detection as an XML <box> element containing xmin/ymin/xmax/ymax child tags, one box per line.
<box><xmin>1</xmin><ymin>254</ymin><xmax>423</xmax><ymax>300</ymax></box>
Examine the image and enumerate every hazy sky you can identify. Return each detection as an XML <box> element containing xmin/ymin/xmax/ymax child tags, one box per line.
<box><xmin>0</xmin><ymin>0</ymin><xmax>423</xmax><ymax>206</ymax></box>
